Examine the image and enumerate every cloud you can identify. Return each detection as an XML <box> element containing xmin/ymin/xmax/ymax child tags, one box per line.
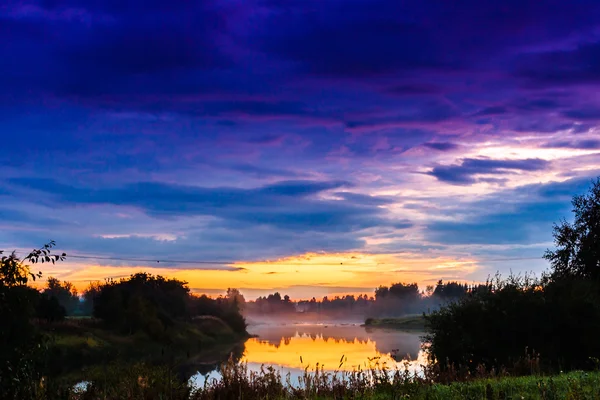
<box><xmin>515</xmin><ymin>41</ymin><xmax>600</xmax><ymax>86</ymax></box>
<box><xmin>426</xmin><ymin>175</ymin><xmax>597</xmax><ymax>246</ymax></box>
<box><xmin>563</xmin><ymin>108</ymin><xmax>600</xmax><ymax>121</ymax></box>
<box><xmin>7</xmin><ymin>178</ymin><xmax>406</xmax><ymax>233</ymax></box>
<box><xmin>541</xmin><ymin>139</ymin><xmax>600</xmax><ymax>150</ymax></box>
<box><xmin>472</xmin><ymin>106</ymin><xmax>508</xmax><ymax>117</ymax></box>
<box><xmin>345</xmin><ymin>100</ymin><xmax>460</xmax><ymax>131</ymax></box>
<box><xmin>427</xmin><ymin>158</ymin><xmax>551</xmax><ymax>185</ymax></box>
<box><xmin>3</xmin><ymin>0</ymin><xmax>600</xmax><ymax>290</ymax></box>
<box><xmin>0</xmin><ymin>208</ymin><xmax>64</xmax><ymax>226</ymax></box>
<box><xmin>423</xmin><ymin>142</ymin><xmax>459</xmax><ymax>151</ymax></box>
<box><xmin>386</xmin><ymin>84</ymin><xmax>442</xmax><ymax>96</ymax></box>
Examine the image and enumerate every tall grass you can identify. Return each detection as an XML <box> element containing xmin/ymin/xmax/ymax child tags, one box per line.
<box><xmin>42</xmin><ymin>354</ymin><xmax>600</xmax><ymax>400</ymax></box>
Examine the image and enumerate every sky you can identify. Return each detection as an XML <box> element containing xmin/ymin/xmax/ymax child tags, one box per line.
<box><xmin>1</xmin><ymin>0</ymin><xmax>600</xmax><ymax>299</ymax></box>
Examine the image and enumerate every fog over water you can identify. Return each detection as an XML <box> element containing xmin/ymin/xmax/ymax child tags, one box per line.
<box><xmin>191</xmin><ymin>318</ymin><xmax>427</xmax><ymax>388</ymax></box>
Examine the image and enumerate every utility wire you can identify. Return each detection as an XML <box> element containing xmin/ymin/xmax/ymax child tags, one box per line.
<box><xmin>13</xmin><ymin>251</ymin><xmax>543</xmax><ymax>266</ymax></box>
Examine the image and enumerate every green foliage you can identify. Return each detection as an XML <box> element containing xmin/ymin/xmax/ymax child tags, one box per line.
<box><xmin>365</xmin><ymin>315</ymin><xmax>427</xmax><ymax>330</ymax></box>
<box><xmin>427</xmin><ymin>179</ymin><xmax>600</xmax><ymax>373</ymax></box>
<box><xmin>93</xmin><ymin>273</ymin><xmax>190</xmax><ymax>337</ymax></box>
<box><xmin>91</xmin><ymin>274</ymin><xmax>247</xmax><ymax>339</ymax></box>
<box><xmin>0</xmin><ymin>242</ymin><xmax>66</xmax><ymax>399</ymax></box>
<box><xmin>545</xmin><ymin>178</ymin><xmax>600</xmax><ymax>281</ymax></box>
<box><xmin>433</xmin><ymin>280</ymin><xmax>469</xmax><ymax>300</ymax></box>
<box><xmin>32</xmin><ymin>362</ymin><xmax>600</xmax><ymax>400</ymax></box>
<box><xmin>427</xmin><ymin>276</ymin><xmax>600</xmax><ymax>372</ymax></box>
<box><xmin>190</xmin><ymin>294</ymin><xmax>247</xmax><ymax>334</ymax></box>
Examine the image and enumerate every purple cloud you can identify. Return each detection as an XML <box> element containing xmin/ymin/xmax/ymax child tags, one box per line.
<box><xmin>423</xmin><ymin>142</ymin><xmax>459</xmax><ymax>151</ymax></box>
<box><xmin>428</xmin><ymin>158</ymin><xmax>551</xmax><ymax>185</ymax></box>
<box><xmin>2</xmin><ymin>0</ymin><xmax>600</xmax><ymax>284</ymax></box>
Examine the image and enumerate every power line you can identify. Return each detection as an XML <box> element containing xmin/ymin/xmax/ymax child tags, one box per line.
<box><xmin>13</xmin><ymin>251</ymin><xmax>543</xmax><ymax>266</ymax></box>
<box><xmin>13</xmin><ymin>252</ymin><xmax>354</xmax><ymax>266</ymax></box>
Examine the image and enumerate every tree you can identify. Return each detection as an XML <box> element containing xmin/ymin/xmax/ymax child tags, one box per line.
<box><xmin>545</xmin><ymin>178</ymin><xmax>600</xmax><ymax>281</ymax></box>
<box><xmin>36</xmin><ymin>293</ymin><xmax>66</xmax><ymax>322</ymax></box>
<box><xmin>389</xmin><ymin>282</ymin><xmax>420</xmax><ymax>300</ymax></box>
<box><xmin>93</xmin><ymin>273</ymin><xmax>190</xmax><ymax>337</ymax></box>
<box><xmin>0</xmin><ymin>242</ymin><xmax>66</xmax><ymax>398</ymax></box>
<box><xmin>82</xmin><ymin>281</ymin><xmax>102</xmax><ymax>316</ymax></box>
<box><xmin>43</xmin><ymin>277</ymin><xmax>79</xmax><ymax>315</ymax></box>
<box><xmin>226</xmin><ymin>288</ymin><xmax>246</xmax><ymax>311</ymax></box>
<box><xmin>425</xmin><ymin>285</ymin><xmax>434</xmax><ymax>297</ymax></box>
<box><xmin>374</xmin><ymin>286</ymin><xmax>389</xmax><ymax>300</ymax></box>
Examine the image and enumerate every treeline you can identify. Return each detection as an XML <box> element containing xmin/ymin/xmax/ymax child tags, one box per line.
<box><xmin>244</xmin><ymin>280</ymin><xmax>474</xmax><ymax>317</ymax></box>
<box><xmin>426</xmin><ymin>178</ymin><xmax>600</xmax><ymax>373</ymax></box>
<box><xmin>36</xmin><ymin>273</ymin><xmax>248</xmax><ymax>340</ymax></box>
<box><xmin>0</xmin><ymin>246</ymin><xmax>247</xmax><ymax>398</ymax></box>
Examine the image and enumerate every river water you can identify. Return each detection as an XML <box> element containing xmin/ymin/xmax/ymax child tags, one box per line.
<box><xmin>190</xmin><ymin>321</ymin><xmax>427</xmax><ymax>388</ymax></box>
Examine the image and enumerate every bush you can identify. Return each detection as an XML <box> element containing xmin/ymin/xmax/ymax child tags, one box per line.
<box><xmin>36</xmin><ymin>293</ymin><xmax>66</xmax><ymax>322</ymax></box>
<box><xmin>426</xmin><ymin>277</ymin><xmax>600</xmax><ymax>372</ymax></box>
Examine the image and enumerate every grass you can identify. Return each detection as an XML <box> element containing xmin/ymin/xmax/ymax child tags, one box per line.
<box><xmin>415</xmin><ymin>372</ymin><xmax>600</xmax><ymax>399</ymax></box>
<box><xmin>364</xmin><ymin>314</ymin><xmax>428</xmax><ymax>330</ymax></box>
<box><xmin>45</xmin><ymin>359</ymin><xmax>600</xmax><ymax>400</ymax></box>
<box><xmin>38</xmin><ymin>316</ymin><xmax>247</xmax><ymax>383</ymax></box>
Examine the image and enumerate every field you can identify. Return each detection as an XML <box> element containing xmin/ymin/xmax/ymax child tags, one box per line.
<box><xmin>364</xmin><ymin>314</ymin><xmax>428</xmax><ymax>330</ymax></box>
<box><xmin>401</xmin><ymin>371</ymin><xmax>600</xmax><ymax>400</ymax></box>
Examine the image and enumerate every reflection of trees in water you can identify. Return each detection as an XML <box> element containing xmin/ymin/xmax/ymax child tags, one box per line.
<box><xmin>248</xmin><ymin>325</ymin><xmax>422</xmax><ymax>361</ymax></box>
<box><xmin>178</xmin><ymin>342</ymin><xmax>246</xmax><ymax>379</ymax></box>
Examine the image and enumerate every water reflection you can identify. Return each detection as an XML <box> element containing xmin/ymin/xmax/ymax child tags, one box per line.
<box><xmin>190</xmin><ymin>323</ymin><xmax>427</xmax><ymax>388</ymax></box>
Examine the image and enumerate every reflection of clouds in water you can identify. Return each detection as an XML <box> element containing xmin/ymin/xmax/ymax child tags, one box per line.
<box><xmin>190</xmin><ymin>324</ymin><xmax>426</xmax><ymax>388</ymax></box>
<box><xmin>248</xmin><ymin>324</ymin><xmax>423</xmax><ymax>360</ymax></box>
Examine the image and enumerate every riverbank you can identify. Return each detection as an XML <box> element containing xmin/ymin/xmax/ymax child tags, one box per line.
<box><xmin>364</xmin><ymin>314</ymin><xmax>427</xmax><ymax>330</ymax></box>
<box><xmin>40</xmin><ymin>316</ymin><xmax>248</xmax><ymax>381</ymax></box>
<box><xmin>196</xmin><ymin>369</ymin><xmax>600</xmax><ymax>399</ymax></box>
<box><xmin>52</xmin><ymin>363</ymin><xmax>600</xmax><ymax>399</ymax></box>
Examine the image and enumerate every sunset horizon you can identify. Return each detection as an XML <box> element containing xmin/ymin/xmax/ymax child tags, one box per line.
<box><xmin>3</xmin><ymin>0</ymin><xmax>600</xmax><ymax>301</ymax></box>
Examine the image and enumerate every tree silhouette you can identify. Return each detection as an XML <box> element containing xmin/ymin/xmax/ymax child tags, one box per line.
<box><xmin>545</xmin><ymin>178</ymin><xmax>600</xmax><ymax>280</ymax></box>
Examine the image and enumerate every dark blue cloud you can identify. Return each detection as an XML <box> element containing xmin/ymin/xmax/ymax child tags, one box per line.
<box><xmin>386</xmin><ymin>84</ymin><xmax>442</xmax><ymax>96</ymax></box>
<box><xmin>0</xmin><ymin>208</ymin><xmax>64</xmax><ymax>227</ymax></box>
<box><xmin>472</xmin><ymin>106</ymin><xmax>508</xmax><ymax>117</ymax></box>
<box><xmin>345</xmin><ymin>100</ymin><xmax>459</xmax><ymax>128</ymax></box>
<box><xmin>257</xmin><ymin>0</ymin><xmax>600</xmax><ymax>78</ymax></box>
<box><xmin>541</xmin><ymin>139</ymin><xmax>600</xmax><ymax>150</ymax></box>
<box><xmin>428</xmin><ymin>158</ymin><xmax>551</xmax><ymax>185</ymax></box>
<box><xmin>423</xmin><ymin>142</ymin><xmax>459</xmax><ymax>151</ymax></box>
<box><xmin>426</xmin><ymin>176</ymin><xmax>594</xmax><ymax>245</ymax></box>
<box><xmin>515</xmin><ymin>41</ymin><xmax>600</xmax><ymax>86</ymax></box>
<box><xmin>1</xmin><ymin>0</ymin><xmax>600</xmax><ymax>272</ymax></box>
<box><xmin>563</xmin><ymin>108</ymin><xmax>600</xmax><ymax>121</ymax></box>
<box><xmin>7</xmin><ymin>178</ymin><xmax>407</xmax><ymax>233</ymax></box>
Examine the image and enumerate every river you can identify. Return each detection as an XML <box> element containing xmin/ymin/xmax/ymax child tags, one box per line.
<box><xmin>190</xmin><ymin>320</ymin><xmax>427</xmax><ymax>388</ymax></box>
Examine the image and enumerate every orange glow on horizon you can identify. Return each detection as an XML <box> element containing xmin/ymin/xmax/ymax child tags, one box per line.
<box><xmin>33</xmin><ymin>251</ymin><xmax>480</xmax><ymax>299</ymax></box>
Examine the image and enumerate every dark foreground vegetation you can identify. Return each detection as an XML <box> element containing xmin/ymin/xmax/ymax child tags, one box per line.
<box><xmin>0</xmin><ymin>243</ymin><xmax>248</xmax><ymax>399</ymax></box>
<box><xmin>426</xmin><ymin>179</ymin><xmax>600</xmax><ymax>373</ymax></box>
<box><xmin>4</xmin><ymin>178</ymin><xmax>600</xmax><ymax>399</ymax></box>
<box><xmin>18</xmin><ymin>359</ymin><xmax>600</xmax><ymax>399</ymax></box>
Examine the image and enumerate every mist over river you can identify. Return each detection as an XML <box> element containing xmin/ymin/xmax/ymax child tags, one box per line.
<box><xmin>190</xmin><ymin>319</ymin><xmax>427</xmax><ymax>387</ymax></box>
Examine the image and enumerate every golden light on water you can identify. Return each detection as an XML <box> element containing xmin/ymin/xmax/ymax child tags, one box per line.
<box><xmin>240</xmin><ymin>333</ymin><xmax>427</xmax><ymax>372</ymax></box>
